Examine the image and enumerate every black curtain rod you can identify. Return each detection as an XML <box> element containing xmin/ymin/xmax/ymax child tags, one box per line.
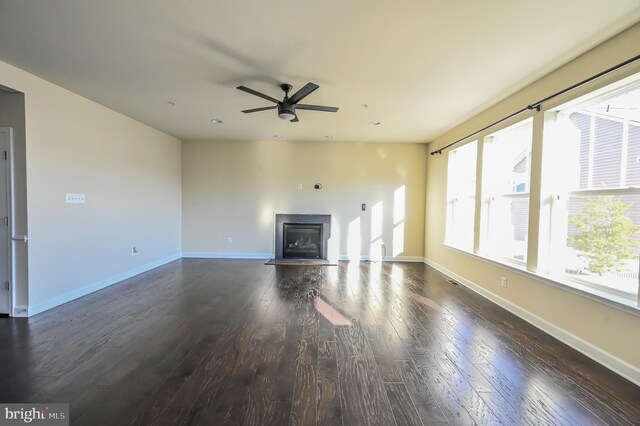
<box><xmin>430</xmin><ymin>53</ymin><xmax>640</xmax><ymax>155</ymax></box>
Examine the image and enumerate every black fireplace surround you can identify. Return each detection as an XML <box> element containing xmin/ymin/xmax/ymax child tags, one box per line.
<box><xmin>275</xmin><ymin>214</ymin><xmax>331</xmax><ymax>260</ymax></box>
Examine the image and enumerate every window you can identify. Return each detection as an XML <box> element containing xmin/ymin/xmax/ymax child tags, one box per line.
<box><xmin>544</xmin><ymin>83</ymin><xmax>640</xmax><ymax>302</ymax></box>
<box><xmin>442</xmin><ymin>72</ymin><xmax>640</xmax><ymax>309</ymax></box>
<box><xmin>445</xmin><ymin>141</ymin><xmax>477</xmax><ymax>251</ymax></box>
<box><xmin>481</xmin><ymin>119</ymin><xmax>533</xmax><ymax>263</ymax></box>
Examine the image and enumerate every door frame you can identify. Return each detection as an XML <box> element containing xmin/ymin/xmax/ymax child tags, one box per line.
<box><xmin>0</xmin><ymin>127</ymin><xmax>14</xmax><ymax>316</ymax></box>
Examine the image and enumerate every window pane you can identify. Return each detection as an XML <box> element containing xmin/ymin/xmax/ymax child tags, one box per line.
<box><xmin>482</xmin><ymin>120</ymin><xmax>533</xmax><ymax>262</ymax></box>
<box><xmin>446</xmin><ymin>141</ymin><xmax>477</xmax><ymax>251</ymax></box>
<box><xmin>626</xmin><ymin>124</ymin><xmax>640</xmax><ymax>187</ymax></box>
<box><xmin>485</xmin><ymin>121</ymin><xmax>533</xmax><ymax>195</ymax></box>
<box><xmin>511</xmin><ymin>197</ymin><xmax>529</xmax><ymax>259</ymax></box>
<box><xmin>569</xmin><ymin>112</ymin><xmax>591</xmax><ymax>189</ymax></box>
<box><xmin>568</xmin><ymin>89</ymin><xmax>640</xmax><ymax>190</ymax></box>
<box><xmin>592</xmin><ymin>117</ymin><xmax>623</xmax><ymax>188</ymax></box>
<box><xmin>486</xmin><ymin>197</ymin><xmax>530</xmax><ymax>261</ymax></box>
<box><xmin>563</xmin><ymin>194</ymin><xmax>640</xmax><ymax>298</ymax></box>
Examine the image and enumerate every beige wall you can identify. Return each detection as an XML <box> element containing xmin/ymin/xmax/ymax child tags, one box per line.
<box><xmin>425</xmin><ymin>24</ymin><xmax>640</xmax><ymax>377</ymax></box>
<box><xmin>0</xmin><ymin>59</ymin><xmax>182</xmax><ymax>310</ymax></box>
<box><xmin>182</xmin><ymin>140</ymin><xmax>426</xmax><ymax>259</ymax></box>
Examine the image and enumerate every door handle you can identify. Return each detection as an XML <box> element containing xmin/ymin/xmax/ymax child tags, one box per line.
<box><xmin>11</xmin><ymin>236</ymin><xmax>28</xmax><ymax>243</ymax></box>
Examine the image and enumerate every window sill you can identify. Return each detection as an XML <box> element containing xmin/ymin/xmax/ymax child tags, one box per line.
<box><xmin>443</xmin><ymin>243</ymin><xmax>640</xmax><ymax>318</ymax></box>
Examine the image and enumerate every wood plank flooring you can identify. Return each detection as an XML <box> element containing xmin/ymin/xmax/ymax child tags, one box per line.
<box><xmin>0</xmin><ymin>259</ymin><xmax>638</xmax><ymax>425</ymax></box>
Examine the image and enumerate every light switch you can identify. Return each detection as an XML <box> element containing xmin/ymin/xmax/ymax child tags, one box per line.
<box><xmin>66</xmin><ymin>193</ymin><xmax>86</xmax><ymax>204</ymax></box>
<box><xmin>297</xmin><ymin>184</ymin><xmax>303</xmax><ymax>190</ymax></box>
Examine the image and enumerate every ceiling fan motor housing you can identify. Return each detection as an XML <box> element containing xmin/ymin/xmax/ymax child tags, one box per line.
<box><xmin>278</xmin><ymin>102</ymin><xmax>296</xmax><ymax>120</ymax></box>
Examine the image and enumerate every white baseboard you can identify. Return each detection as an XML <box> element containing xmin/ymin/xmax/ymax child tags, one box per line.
<box><xmin>423</xmin><ymin>258</ymin><xmax>640</xmax><ymax>387</ymax></box>
<box><xmin>12</xmin><ymin>305</ymin><xmax>28</xmax><ymax>317</ymax></box>
<box><xmin>383</xmin><ymin>256</ymin><xmax>424</xmax><ymax>262</ymax></box>
<box><xmin>182</xmin><ymin>252</ymin><xmax>273</xmax><ymax>259</ymax></box>
<box><xmin>27</xmin><ymin>253</ymin><xmax>182</xmax><ymax>317</ymax></box>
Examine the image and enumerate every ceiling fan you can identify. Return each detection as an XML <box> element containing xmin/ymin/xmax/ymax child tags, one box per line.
<box><xmin>236</xmin><ymin>82</ymin><xmax>339</xmax><ymax>122</ymax></box>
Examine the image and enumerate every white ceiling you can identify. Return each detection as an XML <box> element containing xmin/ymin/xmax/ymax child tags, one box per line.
<box><xmin>0</xmin><ymin>1</ymin><xmax>638</xmax><ymax>143</ymax></box>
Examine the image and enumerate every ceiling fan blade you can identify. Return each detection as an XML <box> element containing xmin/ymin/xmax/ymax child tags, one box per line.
<box><xmin>288</xmin><ymin>82</ymin><xmax>319</xmax><ymax>104</ymax></box>
<box><xmin>236</xmin><ymin>86</ymin><xmax>280</xmax><ymax>104</ymax></box>
<box><xmin>290</xmin><ymin>114</ymin><xmax>299</xmax><ymax>123</ymax></box>
<box><xmin>242</xmin><ymin>106</ymin><xmax>277</xmax><ymax>113</ymax></box>
<box><xmin>296</xmin><ymin>104</ymin><xmax>339</xmax><ymax>113</ymax></box>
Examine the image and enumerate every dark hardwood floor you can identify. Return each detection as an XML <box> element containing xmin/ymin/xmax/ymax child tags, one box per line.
<box><xmin>1</xmin><ymin>259</ymin><xmax>638</xmax><ymax>425</ymax></box>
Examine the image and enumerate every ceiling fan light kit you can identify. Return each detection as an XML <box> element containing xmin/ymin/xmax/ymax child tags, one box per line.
<box><xmin>237</xmin><ymin>82</ymin><xmax>338</xmax><ymax>122</ymax></box>
<box><xmin>277</xmin><ymin>104</ymin><xmax>296</xmax><ymax>121</ymax></box>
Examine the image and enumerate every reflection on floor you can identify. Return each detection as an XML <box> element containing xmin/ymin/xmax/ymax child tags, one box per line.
<box><xmin>313</xmin><ymin>296</ymin><xmax>352</xmax><ymax>326</ymax></box>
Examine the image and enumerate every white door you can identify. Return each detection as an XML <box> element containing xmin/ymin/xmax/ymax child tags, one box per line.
<box><xmin>0</xmin><ymin>128</ymin><xmax>11</xmax><ymax>314</ymax></box>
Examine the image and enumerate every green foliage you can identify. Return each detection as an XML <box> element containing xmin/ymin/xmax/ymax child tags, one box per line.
<box><xmin>569</xmin><ymin>195</ymin><xmax>640</xmax><ymax>276</ymax></box>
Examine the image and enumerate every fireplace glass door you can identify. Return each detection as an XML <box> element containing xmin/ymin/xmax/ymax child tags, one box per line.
<box><xmin>283</xmin><ymin>223</ymin><xmax>323</xmax><ymax>259</ymax></box>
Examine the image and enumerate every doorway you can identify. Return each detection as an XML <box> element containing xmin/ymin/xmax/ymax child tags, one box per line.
<box><xmin>0</xmin><ymin>128</ymin><xmax>12</xmax><ymax>314</ymax></box>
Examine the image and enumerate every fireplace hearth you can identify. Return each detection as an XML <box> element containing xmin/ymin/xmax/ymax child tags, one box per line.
<box><xmin>275</xmin><ymin>214</ymin><xmax>331</xmax><ymax>260</ymax></box>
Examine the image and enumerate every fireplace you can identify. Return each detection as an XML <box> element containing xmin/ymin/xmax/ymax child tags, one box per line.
<box><xmin>274</xmin><ymin>214</ymin><xmax>331</xmax><ymax>260</ymax></box>
<box><xmin>283</xmin><ymin>223</ymin><xmax>323</xmax><ymax>259</ymax></box>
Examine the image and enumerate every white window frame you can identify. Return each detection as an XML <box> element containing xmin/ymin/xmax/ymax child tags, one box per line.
<box><xmin>441</xmin><ymin>69</ymin><xmax>640</xmax><ymax>313</ymax></box>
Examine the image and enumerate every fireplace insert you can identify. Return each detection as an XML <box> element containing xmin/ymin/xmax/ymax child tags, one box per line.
<box><xmin>283</xmin><ymin>223</ymin><xmax>323</xmax><ymax>259</ymax></box>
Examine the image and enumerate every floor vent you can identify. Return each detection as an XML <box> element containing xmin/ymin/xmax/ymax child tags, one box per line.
<box><xmin>447</xmin><ymin>279</ymin><xmax>460</xmax><ymax>286</ymax></box>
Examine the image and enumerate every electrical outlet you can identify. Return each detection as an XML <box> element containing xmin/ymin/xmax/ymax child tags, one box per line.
<box><xmin>227</xmin><ymin>237</ymin><xmax>233</xmax><ymax>244</ymax></box>
<box><xmin>501</xmin><ymin>276</ymin><xmax>508</xmax><ymax>288</ymax></box>
<box><xmin>131</xmin><ymin>246</ymin><xmax>138</xmax><ymax>256</ymax></box>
